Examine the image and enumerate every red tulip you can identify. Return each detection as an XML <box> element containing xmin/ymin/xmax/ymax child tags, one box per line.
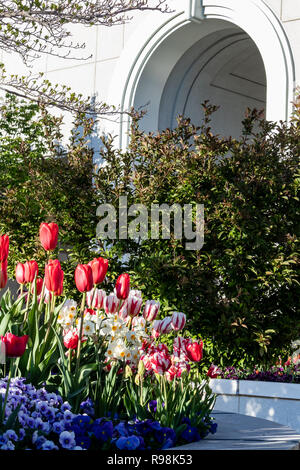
<box><xmin>207</xmin><ymin>364</ymin><xmax>221</xmax><ymax>379</ymax></box>
<box><xmin>0</xmin><ymin>261</ymin><xmax>7</xmax><ymax>289</ymax></box>
<box><xmin>88</xmin><ymin>257</ymin><xmax>108</xmax><ymax>285</ymax></box>
<box><xmin>63</xmin><ymin>329</ymin><xmax>79</xmax><ymax>350</ymax></box>
<box><xmin>186</xmin><ymin>341</ymin><xmax>203</xmax><ymax>362</ymax></box>
<box><xmin>45</xmin><ymin>259</ymin><xmax>64</xmax><ymax>295</ymax></box>
<box><xmin>15</xmin><ymin>262</ymin><xmax>26</xmax><ymax>284</ymax></box>
<box><xmin>74</xmin><ymin>264</ymin><xmax>93</xmax><ymax>293</ymax></box>
<box><xmin>39</xmin><ymin>223</ymin><xmax>59</xmax><ymax>251</ymax></box>
<box><xmin>0</xmin><ymin>234</ymin><xmax>9</xmax><ymax>262</ymax></box>
<box><xmin>24</xmin><ymin>260</ymin><xmax>38</xmax><ymax>283</ymax></box>
<box><xmin>1</xmin><ymin>333</ymin><xmax>29</xmax><ymax>357</ymax></box>
<box><xmin>31</xmin><ymin>277</ymin><xmax>44</xmax><ymax>296</ymax></box>
<box><xmin>115</xmin><ymin>273</ymin><xmax>130</xmax><ymax>300</ymax></box>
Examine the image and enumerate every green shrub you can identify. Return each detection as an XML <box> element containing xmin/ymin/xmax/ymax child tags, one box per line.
<box><xmin>94</xmin><ymin>102</ymin><xmax>299</xmax><ymax>365</ymax></box>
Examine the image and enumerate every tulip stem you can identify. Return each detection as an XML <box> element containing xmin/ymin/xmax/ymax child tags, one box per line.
<box><xmin>75</xmin><ymin>292</ymin><xmax>86</xmax><ymax>376</ymax></box>
<box><xmin>1</xmin><ymin>359</ymin><xmax>15</xmax><ymax>423</ymax></box>
<box><xmin>38</xmin><ymin>277</ymin><xmax>46</xmax><ymax>312</ymax></box>
<box><xmin>44</xmin><ymin>294</ymin><xmax>56</xmax><ymax>345</ymax></box>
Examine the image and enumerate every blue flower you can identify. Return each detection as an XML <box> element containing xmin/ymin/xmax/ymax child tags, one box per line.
<box><xmin>41</xmin><ymin>440</ymin><xmax>59</xmax><ymax>450</ymax></box>
<box><xmin>80</xmin><ymin>399</ymin><xmax>95</xmax><ymax>416</ymax></box>
<box><xmin>114</xmin><ymin>421</ymin><xmax>129</xmax><ymax>437</ymax></box>
<box><xmin>61</xmin><ymin>402</ymin><xmax>72</xmax><ymax>412</ymax></box>
<box><xmin>72</xmin><ymin>415</ymin><xmax>92</xmax><ymax>429</ymax></box>
<box><xmin>209</xmin><ymin>422</ymin><xmax>218</xmax><ymax>434</ymax></box>
<box><xmin>161</xmin><ymin>438</ymin><xmax>174</xmax><ymax>450</ymax></box>
<box><xmin>116</xmin><ymin>435</ymin><xmax>140</xmax><ymax>450</ymax></box>
<box><xmin>59</xmin><ymin>431</ymin><xmax>76</xmax><ymax>449</ymax></box>
<box><xmin>75</xmin><ymin>435</ymin><xmax>91</xmax><ymax>449</ymax></box>
<box><xmin>155</xmin><ymin>427</ymin><xmax>176</xmax><ymax>445</ymax></box>
<box><xmin>147</xmin><ymin>400</ymin><xmax>157</xmax><ymax>413</ymax></box>
<box><xmin>3</xmin><ymin>430</ymin><xmax>18</xmax><ymax>442</ymax></box>
<box><xmin>181</xmin><ymin>426</ymin><xmax>200</xmax><ymax>443</ymax></box>
<box><xmin>92</xmin><ymin>420</ymin><xmax>113</xmax><ymax>442</ymax></box>
<box><xmin>52</xmin><ymin>421</ymin><xmax>64</xmax><ymax>434</ymax></box>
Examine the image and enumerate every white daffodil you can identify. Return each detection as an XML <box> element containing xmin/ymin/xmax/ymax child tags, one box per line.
<box><xmin>82</xmin><ymin>320</ymin><xmax>96</xmax><ymax>337</ymax></box>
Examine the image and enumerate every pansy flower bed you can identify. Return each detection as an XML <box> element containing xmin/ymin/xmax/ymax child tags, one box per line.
<box><xmin>0</xmin><ymin>224</ymin><xmax>217</xmax><ymax>450</ymax></box>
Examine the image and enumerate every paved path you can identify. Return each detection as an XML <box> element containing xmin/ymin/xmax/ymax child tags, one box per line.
<box><xmin>172</xmin><ymin>411</ymin><xmax>300</xmax><ymax>450</ymax></box>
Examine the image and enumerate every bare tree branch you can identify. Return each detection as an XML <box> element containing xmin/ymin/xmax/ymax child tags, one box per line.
<box><xmin>0</xmin><ymin>0</ymin><xmax>171</xmax><ymax>116</ymax></box>
<box><xmin>0</xmin><ymin>1</ymin><xmax>171</xmax><ymax>63</ymax></box>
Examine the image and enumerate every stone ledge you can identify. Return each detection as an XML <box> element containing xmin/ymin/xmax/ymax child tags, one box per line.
<box><xmin>170</xmin><ymin>411</ymin><xmax>300</xmax><ymax>450</ymax></box>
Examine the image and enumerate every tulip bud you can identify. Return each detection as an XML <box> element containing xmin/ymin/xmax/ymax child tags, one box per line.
<box><xmin>171</xmin><ymin>312</ymin><xmax>186</xmax><ymax>331</ymax></box>
<box><xmin>185</xmin><ymin>341</ymin><xmax>203</xmax><ymax>362</ymax></box>
<box><xmin>86</xmin><ymin>288</ymin><xmax>106</xmax><ymax>309</ymax></box>
<box><xmin>0</xmin><ymin>234</ymin><xmax>9</xmax><ymax>262</ymax></box>
<box><xmin>88</xmin><ymin>257</ymin><xmax>108</xmax><ymax>285</ymax></box>
<box><xmin>104</xmin><ymin>293</ymin><xmax>119</xmax><ymax>314</ymax></box>
<box><xmin>15</xmin><ymin>262</ymin><xmax>26</xmax><ymax>284</ymax></box>
<box><xmin>1</xmin><ymin>333</ymin><xmax>29</xmax><ymax>357</ymax></box>
<box><xmin>115</xmin><ymin>273</ymin><xmax>130</xmax><ymax>300</ymax></box>
<box><xmin>24</xmin><ymin>260</ymin><xmax>39</xmax><ymax>283</ymax></box>
<box><xmin>31</xmin><ymin>277</ymin><xmax>44</xmax><ymax>296</ymax></box>
<box><xmin>63</xmin><ymin>328</ymin><xmax>79</xmax><ymax>350</ymax></box>
<box><xmin>159</xmin><ymin>316</ymin><xmax>173</xmax><ymax>335</ymax></box>
<box><xmin>39</xmin><ymin>223</ymin><xmax>59</xmax><ymax>251</ymax></box>
<box><xmin>119</xmin><ymin>301</ymin><xmax>129</xmax><ymax>321</ymax></box>
<box><xmin>143</xmin><ymin>300</ymin><xmax>160</xmax><ymax>322</ymax></box>
<box><xmin>138</xmin><ymin>359</ymin><xmax>145</xmax><ymax>378</ymax></box>
<box><xmin>124</xmin><ymin>365</ymin><xmax>133</xmax><ymax>378</ymax></box>
<box><xmin>126</xmin><ymin>294</ymin><xmax>143</xmax><ymax>318</ymax></box>
<box><xmin>151</xmin><ymin>320</ymin><xmax>162</xmax><ymax>339</ymax></box>
<box><xmin>0</xmin><ymin>261</ymin><xmax>7</xmax><ymax>289</ymax></box>
<box><xmin>74</xmin><ymin>264</ymin><xmax>93</xmax><ymax>293</ymax></box>
<box><xmin>45</xmin><ymin>259</ymin><xmax>64</xmax><ymax>295</ymax></box>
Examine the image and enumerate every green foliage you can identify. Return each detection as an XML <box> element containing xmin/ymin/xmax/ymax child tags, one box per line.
<box><xmin>95</xmin><ymin>103</ymin><xmax>300</xmax><ymax>365</ymax></box>
<box><xmin>0</xmin><ymin>93</ymin><xmax>122</xmax><ymax>298</ymax></box>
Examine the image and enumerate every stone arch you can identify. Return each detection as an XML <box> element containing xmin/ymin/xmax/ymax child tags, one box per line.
<box><xmin>107</xmin><ymin>0</ymin><xmax>295</xmax><ymax>148</ymax></box>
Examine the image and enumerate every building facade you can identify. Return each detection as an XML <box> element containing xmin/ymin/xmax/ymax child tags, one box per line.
<box><xmin>2</xmin><ymin>0</ymin><xmax>299</xmax><ymax>148</ymax></box>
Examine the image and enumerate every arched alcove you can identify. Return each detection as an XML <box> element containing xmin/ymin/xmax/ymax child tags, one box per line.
<box><xmin>107</xmin><ymin>0</ymin><xmax>295</xmax><ymax>148</ymax></box>
<box><xmin>158</xmin><ymin>27</ymin><xmax>266</xmax><ymax>137</ymax></box>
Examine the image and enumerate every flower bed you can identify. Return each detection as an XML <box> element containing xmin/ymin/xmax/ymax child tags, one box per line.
<box><xmin>0</xmin><ymin>224</ymin><xmax>217</xmax><ymax>450</ymax></box>
<box><xmin>0</xmin><ymin>377</ymin><xmax>217</xmax><ymax>450</ymax></box>
<box><xmin>207</xmin><ymin>363</ymin><xmax>300</xmax><ymax>383</ymax></box>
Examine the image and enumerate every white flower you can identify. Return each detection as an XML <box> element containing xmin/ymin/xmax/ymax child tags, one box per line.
<box><xmin>82</xmin><ymin>320</ymin><xmax>96</xmax><ymax>337</ymax></box>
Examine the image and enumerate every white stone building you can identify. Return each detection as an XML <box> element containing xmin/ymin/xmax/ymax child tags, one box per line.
<box><xmin>2</xmin><ymin>0</ymin><xmax>299</xmax><ymax>148</ymax></box>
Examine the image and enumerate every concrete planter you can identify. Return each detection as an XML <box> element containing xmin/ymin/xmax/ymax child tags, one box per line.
<box><xmin>209</xmin><ymin>378</ymin><xmax>300</xmax><ymax>433</ymax></box>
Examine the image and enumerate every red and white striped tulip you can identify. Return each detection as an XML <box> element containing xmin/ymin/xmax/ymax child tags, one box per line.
<box><xmin>171</xmin><ymin>312</ymin><xmax>186</xmax><ymax>331</ymax></box>
<box><xmin>159</xmin><ymin>316</ymin><xmax>173</xmax><ymax>335</ymax></box>
<box><xmin>126</xmin><ymin>294</ymin><xmax>143</xmax><ymax>318</ymax></box>
<box><xmin>86</xmin><ymin>288</ymin><xmax>106</xmax><ymax>309</ymax></box>
<box><xmin>143</xmin><ymin>300</ymin><xmax>160</xmax><ymax>322</ymax></box>
<box><xmin>150</xmin><ymin>351</ymin><xmax>171</xmax><ymax>374</ymax></box>
<box><xmin>104</xmin><ymin>293</ymin><xmax>119</xmax><ymax>314</ymax></box>
<box><xmin>151</xmin><ymin>319</ymin><xmax>162</xmax><ymax>339</ymax></box>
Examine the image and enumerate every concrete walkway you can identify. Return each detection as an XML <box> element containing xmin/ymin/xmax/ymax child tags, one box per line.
<box><xmin>172</xmin><ymin>411</ymin><xmax>300</xmax><ymax>450</ymax></box>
